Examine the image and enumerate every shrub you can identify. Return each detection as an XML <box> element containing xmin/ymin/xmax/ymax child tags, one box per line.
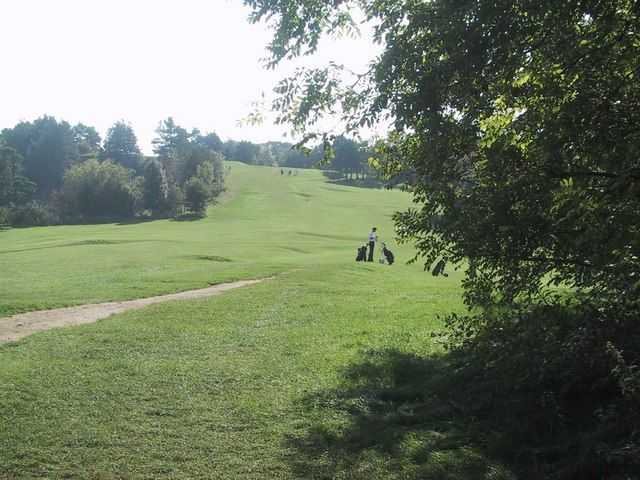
<box><xmin>442</xmin><ymin>301</ymin><xmax>640</xmax><ymax>478</ymax></box>
<box><xmin>184</xmin><ymin>176</ymin><xmax>209</xmax><ymax>216</ymax></box>
<box><xmin>8</xmin><ymin>202</ymin><xmax>59</xmax><ymax>226</ymax></box>
<box><xmin>61</xmin><ymin>159</ymin><xmax>141</xmax><ymax>220</ymax></box>
<box><xmin>0</xmin><ymin>206</ymin><xmax>10</xmax><ymax>226</ymax></box>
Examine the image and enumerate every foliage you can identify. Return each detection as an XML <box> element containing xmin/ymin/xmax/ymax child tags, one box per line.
<box><xmin>246</xmin><ymin>0</ymin><xmax>640</xmax><ymax>476</ymax></box>
<box><xmin>184</xmin><ymin>176</ymin><xmax>209</xmax><ymax>216</ymax></box>
<box><xmin>7</xmin><ymin>201</ymin><xmax>59</xmax><ymax>227</ymax></box>
<box><xmin>142</xmin><ymin>159</ymin><xmax>172</xmax><ymax>216</ymax></box>
<box><xmin>1</xmin><ymin>116</ymin><xmax>79</xmax><ymax>198</ymax></box>
<box><xmin>60</xmin><ymin>159</ymin><xmax>141</xmax><ymax>220</ymax></box>
<box><xmin>194</xmin><ymin>131</ymin><xmax>224</xmax><ymax>153</ymax></box>
<box><xmin>153</xmin><ymin>117</ymin><xmax>191</xmax><ymax>182</ymax></box>
<box><xmin>332</xmin><ymin>135</ymin><xmax>370</xmax><ymax>180</ymax></box>
<box><xmin>0</xmin><ymin>142</ymin><xmax>35</xmax><ymax>206</ymax></box>
<box><xmin>103</xmin><ymin>121</ymin><xmax>143</xmax><ymax>173</ymax></box>
<box><xmin>227</xmin><ymin>140</ymin><xmax>259</xmax><ymax>164</ymax></box>
<box><xmin>0</xmin><ymin>207</ymin><xmax>8</xmax><ymax>226</ymax></box>
<box><xmin>72</xmin><ymin>123</ymin><xmax>102</xmax><ymax>160</ymax></box>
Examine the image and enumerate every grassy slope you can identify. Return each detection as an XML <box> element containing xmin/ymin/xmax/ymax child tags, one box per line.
<box><xmin>0</xmin><ymin>163</ymin><xmax>408</xmax><ymax>317</ymax></box>
<box><xmin>0</xmin><ymin>164</ymin><xmax>514</xmax><ymax>479</ymax></box>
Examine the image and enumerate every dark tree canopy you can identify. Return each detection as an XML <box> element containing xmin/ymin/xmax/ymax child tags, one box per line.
<box><xmin>0</xmin><ymin>143</ymin><xmax>34</xmax><ymax>206</ymax></box>
<box><xmin>103</xmin><ymin>121</ymin><xmax>143</xmax><ymax>172</ymax></box>
<box><xmin>72</xmin><ymin>123</ymin><xmax>102</xmax><ymax>160</ymax></box>
<box><xmin>1</xmin><ymin>116</ymin><xmax>79</xmax><ymax>198</ymax></box>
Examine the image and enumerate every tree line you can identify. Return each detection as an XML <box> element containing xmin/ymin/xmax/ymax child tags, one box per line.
<box><xmin>223</xmin><ymin>135</ymin><xmax>375</xmax><ymax>181</ymax></box>
<box><xmin>0</xmin><ymin>115</ymin><xmax>375</xmax><ymax>226</ymax></box>
<box><xmin>0</xmin><ymin>116</ymin><xmax>225</xmax><ymax>226</ymax></box>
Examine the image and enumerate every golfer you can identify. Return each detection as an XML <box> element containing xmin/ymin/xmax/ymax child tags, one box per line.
<box><xmin>367</xmin><ymin>227</ymin><xmax>378</xmax><ymax>262</ymax></box>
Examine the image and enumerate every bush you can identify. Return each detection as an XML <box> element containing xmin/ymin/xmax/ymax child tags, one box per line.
<box><xmin>0</xmin><ymin>206</ymin><xmax>10</xmax><ymax>226</ymax></box>
<box><xmin>61</xmin><ymin>159</ymin><xmax>141</xmax><ymax>220</ymax></box>
<box><xmin>184</xmin><ymin>177</ymin><xmax>209</xmax><ymax>216</ymax></box>
<box><xmin>8</xmin><ymin>202</ymin><xmax>59</xmax><ymax>226</ymax></box>
<box><xmin>442</xmin><ymin>301</ymin><xmax>640</xmax><ymax>478</ymax></box>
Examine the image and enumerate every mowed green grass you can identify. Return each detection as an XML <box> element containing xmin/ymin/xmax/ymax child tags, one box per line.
<box><xmin>0</xmin><ymin>164</ymin><xmax>513</xmax><ymax>479</ymax></box>
<box><xmin>1</xmin><ymin>163</ymin><xmax>409</xmax><ymax>317</ymax></box>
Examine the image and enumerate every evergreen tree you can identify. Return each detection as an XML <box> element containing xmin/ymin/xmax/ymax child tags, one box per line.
<box><xmin>103</xmin><ymin>121</ymin><xmax>142</xmax><ymax>172</ymax></box>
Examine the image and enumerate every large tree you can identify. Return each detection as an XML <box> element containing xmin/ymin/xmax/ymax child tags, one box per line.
<box><xmin>1</xmin><ymin>116</ymin><xmax>78</xmax><ymax>198</ymax></box>
<box><xmin>0</xmin><ymin>142</ymin><xmax>34</xmax><ymax>206</ymax></box>
<box><xmin>103</xmin><ymin>121</ymin><xmax>142</xmax><ymax>172</ymax></box>
<box><xmin>245</xmin><ymin>0</ymin><xmax>640</xmax><ymax>475</ymax></box>
<box><xmin>72</xmin><ymin>123</ymin><xmax>102</xmax><ymax>160</ymax></box>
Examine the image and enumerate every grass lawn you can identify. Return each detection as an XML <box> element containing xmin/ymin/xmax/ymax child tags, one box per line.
<box><xmin>0</xmin><ymin>163</ymin><xmax>514</xmax><ymax>479</ymax></box>
<box><xmin>0</xmin><ymin>163</ymin><xmax>411</xmax><ymax>318</ymax></box>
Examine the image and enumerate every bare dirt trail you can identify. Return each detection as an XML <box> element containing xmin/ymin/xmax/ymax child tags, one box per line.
<box><xmin>0</xmin><ymin>278</ymin><xmax>269</xmax><ymax>343</ymax></box>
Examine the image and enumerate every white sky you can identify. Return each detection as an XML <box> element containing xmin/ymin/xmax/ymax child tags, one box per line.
<box><xmin>0</xmin><ymin>0</ymin><xmax>380</xmax><ymax>154</ymax></box>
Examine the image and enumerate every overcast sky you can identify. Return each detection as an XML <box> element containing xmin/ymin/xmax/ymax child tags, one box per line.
<box><xmin>0</xmin><ymin>0</ymin><xmax>380</xmax><ymax>154</ymax></box>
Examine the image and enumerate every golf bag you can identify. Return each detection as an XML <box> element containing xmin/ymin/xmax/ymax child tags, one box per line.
<box><xmin>356</xmin><ymin>245</ymin><xmax>367</xmax><ymax>262</ymax></box>
<box><xmin>382</xmin><ymin>243</ymin><xmax>395</xmax><ymax>265</ymax></box>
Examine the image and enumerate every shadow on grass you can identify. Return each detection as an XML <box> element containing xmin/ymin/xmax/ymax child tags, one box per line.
<box><xmin>115</xmin><ymin>217</ymin><xmax>157</xmax><ymax>226</ymax></box>
<box><xmin>0</xmin><ymin>239</ymin><xmax>155</xmax><ymax>255</ymax></box>
<box><xmin>172</xmin><ymin>213</ymin><xmax>206</xmax><ymax>222</ymax></box>
<box><xmin>183</xmin><ymin>254</ymin><xmax>233</xmax><ymax>262</ymax></box>
<box><xmin>322</xmin><ymin>171</ymin><xmax>386</xmax><ymax>190</ymax></box>
<box><xmin>284</xmin><ymin>349</ymin><xmax>517</xmax><ymax>480</ymax></box>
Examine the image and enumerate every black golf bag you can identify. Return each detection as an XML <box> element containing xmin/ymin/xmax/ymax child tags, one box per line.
<box><xmin>382</xmin><ymin>244</ymin><xmax>395</xmax><ymax>265</ymax></box>
<box><xmin>356</xmin><ymin>245</ymin><xmax>367</xmax><ymax>262</ymax></box>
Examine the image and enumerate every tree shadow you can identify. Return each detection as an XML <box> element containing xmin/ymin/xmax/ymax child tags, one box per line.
<box><xmin>322</xmin><ymin>171</ymin><xmax>386</xmax><ymax>190</ymax></box>
<box><xmin>114</xmin><ymin>217</ymin><xmax>157</xmax><ymax>226</ymax></box>
<box><xmin>171</xmin><ymin>213</ymin><xmax>205</xmax><ymax>222</ymax></box>
<box><xmin>283</xmin><ymin>348</ymin><xmax>518</xmax><ymax>480</ymax></box>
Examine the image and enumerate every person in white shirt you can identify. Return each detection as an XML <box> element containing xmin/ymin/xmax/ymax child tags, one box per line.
<box><xmin>367</xmin><ymin>227</ymin><xmax>378</xmax><ymax>262</ymax></box>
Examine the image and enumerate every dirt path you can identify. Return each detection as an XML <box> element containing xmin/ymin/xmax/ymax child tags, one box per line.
<box><xmin>0</xmin><ymin>278</ymin><xmax>269</xmax><ymax>343</ymax></box>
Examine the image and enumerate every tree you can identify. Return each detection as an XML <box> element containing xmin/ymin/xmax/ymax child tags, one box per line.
<box><xmin>142</xmin><ymin>159</ymin><xmax>170</xmax><ymax>216</ymax></box>
<box><xmin>246</xmin><ymin>0</ymin><xmax>640</xmax><ymax>475</ymax></box>
<box><xmin>332</xmin><ymin>136</ymin><xmax>366</xmax><ymax>180</ymax></box>
<box><xmin>184</xmin><ymin>176</ymin><xmax>209</xmax><ymax>216</ymax></box>
<box><xmin>103</xmin><ymin>121</ymin><xmax>142</xmax><ymax>172</ymax></box>
<box><xmin>72</xmin><ymin>123</ymin><xmax>102</xmax><ymax>160</ymax></box>
<box><xmin>232</xmin><ymin>140</ymin><xmax>259</xmax><ymax>164</ymax></box>
<box><xmin>0</xmin><ymin>142</ymin><xmax>34</xmax><ymax>206</ymax></box>
<box><xmin>61</xmin><ymin>159</ymin><xmax>141</xmax><ymax>219</ymax></box>
<box><xmin>194</xmin><ymin>132</ymin><xmax>223</xmax><ymax>153</ymax></box>
<box><xmin>1</xmin><ymin>116</ymin><xmax>79</xmax><ymax>198</ymax></box>
<box><xmin>152</xmin><ymin>117</ymin><xmax>190</xmax><ymax>182</ymax></box>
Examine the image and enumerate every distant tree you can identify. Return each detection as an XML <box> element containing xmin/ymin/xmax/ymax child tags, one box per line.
<box><xmin>194</xmin><ymin>132</ymin><xmax>223</xmax><ymax>153</ymax></box>
<box><xmin>184</xmin><ymin>176</ymin><xmax>209</xmax><ymax>216</ymax></box>
<box><xmin>103</xmin><ymin>121</ymin><xmax>142</xmax><ymax>172</ymax></box>
<box><xmin>152</xmin><ymin>117</ymin><xmax>190</xmax><ymax>181</ymax></box>
<box><xmin>142</xmin><ymin>159</ymin><xmax>170</xmax><ymax>216</ymax></box>
<box><xmin>233</xmin><ymin>140</ymin><xmax>259</xmax><ymax>164</ymax></box>
<box><xmin>61</xmin><ymin>159</ymin><xmax>141</xmax><ymax>219</ymax></box>
<box><xmin>181</xmin><ymin>144</ymin><xmax>212</xmax><ymax>181</ymax></box>
<box><xmin>1</xmin><ymin>116</ymin><xmax>78</xmax><ymax>198</ymax></box>
<box><xmin>197</xmin><ymin>157</ymin><xmax>225</xmax><ymax>198</ymax></box>
<box><xmin>0</xmin><ymin>143</ymin><xmax>35</xmax><ymax>206</ymax></box>
<box><xmin>72</xmin><ymin>123</ymin><xmax>102</xmax><ymax>160</ymax></box>
<box><xmin>223</xmin><ymin>140</ymin><xmax>237</xmax><ymax>160</ymax></box>
<box><xmin>332</xmin><ymin>136</ymin><xmax>365</xmax><ymax>180</ymax></box>
<box><xmin>256</xmin><ymin>143</ymin><xmax>277</xmax><ymax>166</ymax></box>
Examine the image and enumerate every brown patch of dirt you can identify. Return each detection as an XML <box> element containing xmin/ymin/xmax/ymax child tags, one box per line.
<box><xmin>0</xmin><ymin>278</ymin><xmax>269</xmax><ymax>343</ymax></box>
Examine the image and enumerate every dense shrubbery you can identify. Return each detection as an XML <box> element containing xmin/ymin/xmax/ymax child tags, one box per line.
<box><xmin>60</xmin><ymin>160</ymin><xmax>141</xmax><ymax>221</ymax></box>
<box><xmin>7</xmin><ymin>202</ymin><xmax>59</xmax><ymax>227</ymax></box>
